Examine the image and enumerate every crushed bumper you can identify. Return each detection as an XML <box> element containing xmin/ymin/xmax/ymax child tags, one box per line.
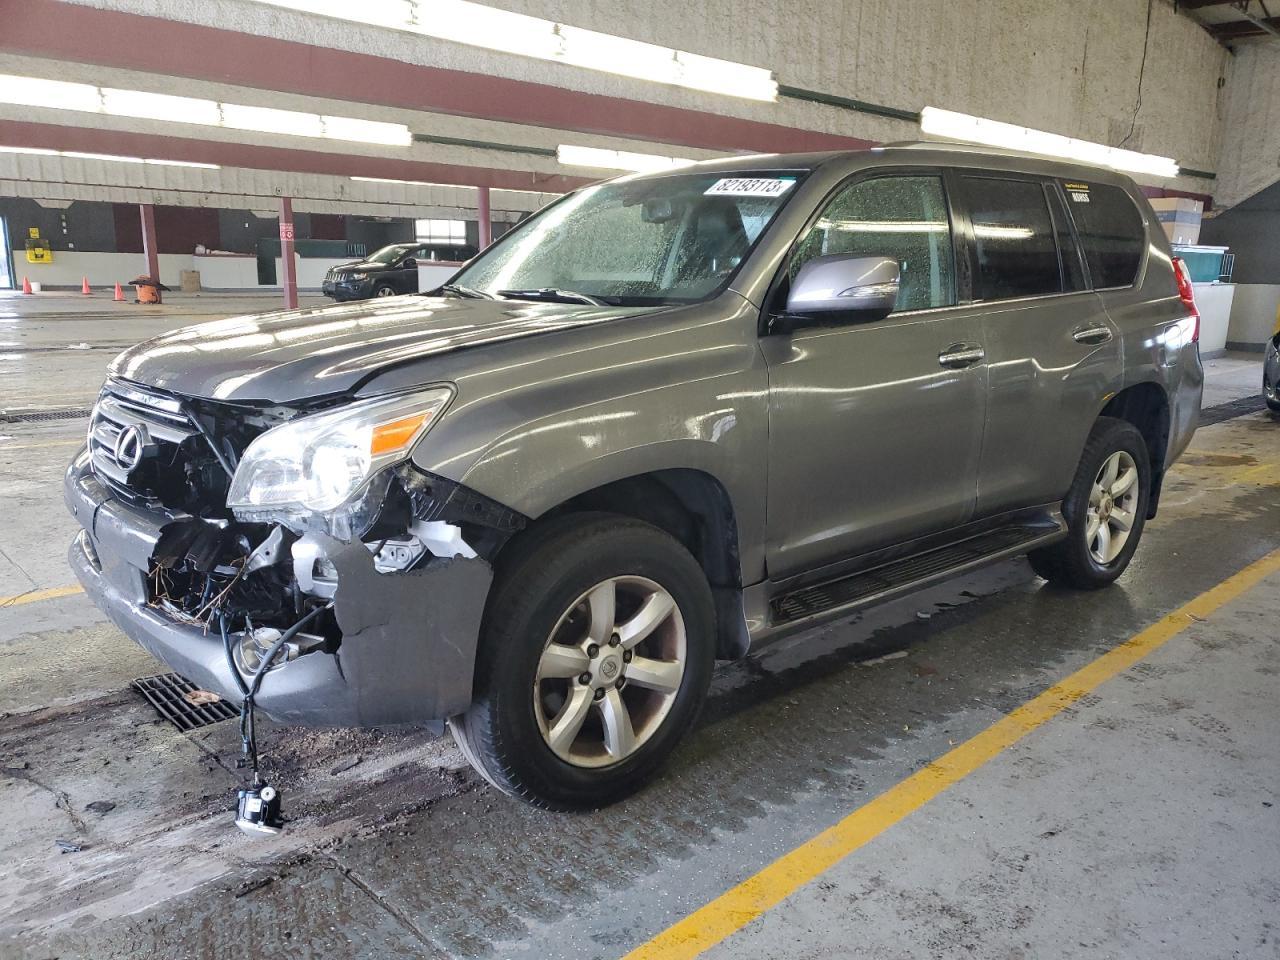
<box><xmin>64</xmin><ymin>449</ymin><xmax>493</xmax><ymax>727</ymax></box>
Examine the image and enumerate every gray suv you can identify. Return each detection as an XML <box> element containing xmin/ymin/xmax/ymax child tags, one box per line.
<box><xmin>65</xmin><ymin>144</ymin><xmax>1202</xmax><ymax>809</ymax></box>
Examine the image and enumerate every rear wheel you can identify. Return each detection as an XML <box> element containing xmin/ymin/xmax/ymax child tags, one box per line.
<box><xmin>451</xmin><ymin>514</ymin><xmax>714</xmax><ymax>809</ymax></box>
<box><xmin>1029</xmin><ymin>417</ymin><xmax>1151</xmax><ymax>589</ymax></box>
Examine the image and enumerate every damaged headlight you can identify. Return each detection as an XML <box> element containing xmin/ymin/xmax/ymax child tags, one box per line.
<box><xmin>227</xmin><ymin>386</ymin><xmax>452</xmax><ymax>533</ymax></box>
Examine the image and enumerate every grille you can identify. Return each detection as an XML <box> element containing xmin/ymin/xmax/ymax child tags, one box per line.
<box><xmin>88</xmin><ymin>380</ymin><xmax>198</xmax><ymax>502</ymax></box>
<box><xmin>132</xmin><ymin>673</ymin><xmax>239</xmax><ymax>730</ymax></box>
<box><xmin>0</xmin><ymin>407</ymin><xmax>92</xmax><ymax>424</ymax></box>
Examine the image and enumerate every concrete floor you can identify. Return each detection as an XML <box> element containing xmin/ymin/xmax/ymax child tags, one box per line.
<box><xmin>0</xmin><ymin>291</ymin><xmax>1277</xmax><ymax>959</ymax></box>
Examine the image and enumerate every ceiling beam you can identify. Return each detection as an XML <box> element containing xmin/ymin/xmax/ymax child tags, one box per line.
<box><xmin>1206</xmin><ymin>13</ymin><xmax>1280</xmax><ymax>37</ymax></box>
<box><xmin>6</xmin><ymin>0</ymin><xmax>874</xmax><ymax>156</ymax></box>
<box><xmin>0</xmin><ymin>119</ymin><xmax>592</xmax><ymax>192</ymax></box>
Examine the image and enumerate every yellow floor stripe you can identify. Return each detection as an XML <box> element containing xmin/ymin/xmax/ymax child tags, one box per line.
<box><xmin>0</xmin><ymin>584</ymin><xmax>84</xmax><ymax>608</ymax></box>
<box><xmin>624</xmin><ymin>547</ymin><xmax>1280</xmax><ymax>960</ymax></box>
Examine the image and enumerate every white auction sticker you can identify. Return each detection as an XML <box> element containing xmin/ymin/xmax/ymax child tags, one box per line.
<box><xmin>705</xmin><ymin>177</ymin><xmax>796</xmax><ymax>198</ymax></box>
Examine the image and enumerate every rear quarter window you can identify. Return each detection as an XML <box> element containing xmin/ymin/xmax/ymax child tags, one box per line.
<box><xmin>1061</xmin><ymin>181</ymin><xmax>1145</xmax><ymax>288</ymax></box>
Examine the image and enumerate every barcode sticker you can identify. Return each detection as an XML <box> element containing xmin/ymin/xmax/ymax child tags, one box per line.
<box><xmin>1070</xmin><ymin>191</ymin><xmax>1090</xmax><ymax>203</ymax></box>
<box><xmin>705</xmin><ymin>178</ymin><xmax>795</xmax><ymax>198</ymax></box>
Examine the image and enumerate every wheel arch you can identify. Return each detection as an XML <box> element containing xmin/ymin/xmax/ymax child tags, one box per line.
<box><xmin>506</xmin><ymin>468</ymin><xmax>750</xmax><ymax>660</ymax></box>
<box><xmin>1098</xmin><ymin>380</ymin><xmax>1171</xmax><ymax>518</ymax></box>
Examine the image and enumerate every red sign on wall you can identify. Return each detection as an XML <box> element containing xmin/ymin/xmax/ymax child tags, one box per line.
<box><xmin>279</xmin><ymin>223</ymin><xmax>295</xmax><ymax>242</ymax></box>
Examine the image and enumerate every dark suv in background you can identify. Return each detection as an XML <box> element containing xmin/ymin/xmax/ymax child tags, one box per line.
<box><xmin>67</xmin><ymin>144</ymin><xmax>1202</xmax><ymax>810</ymax></box>
<box><xmin>322</xmin><ymin>241</ymin><xmax>478</xmax><ymax>301</ymax></box>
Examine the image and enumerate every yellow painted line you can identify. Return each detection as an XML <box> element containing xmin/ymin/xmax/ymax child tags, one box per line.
<box><xmin>624</xmin><ymin>547</ymin><xmax>1280</xmax><ymax>960</ymax></box>
<box><xmin>0</xmin><ymin>584</ymin><xmax>84</xmax><ymax>608</ymax></box>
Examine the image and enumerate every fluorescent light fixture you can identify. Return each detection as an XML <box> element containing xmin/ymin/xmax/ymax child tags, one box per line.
<box><xmin>250</xmin><ymin>0</ymin><xmax>778</xmax><ymax>101</ymax></box>
<box><xmin>919</xmin><ymin>106</ymin><xmax>1179</xmax><ymax>179</ymax></box>
<box><xmin>102</xmin><ymin>88</ymin><xmax>222</xmax><ymax>126</ymax></box>
<box><xmin>222</xmin><ymin>103</ymin><xmax>325</xmax><ymax>139</ymax></box>
<box><xmin>0</xmin><ymin>76</ymin><xmax>101</xmax><ymax>112</ymax></box>
<box><xmin>350</xmin><ymin>176</ymin><xmax>555</xmax><ymax>196</ymax></box>
<box><xmin>0</xmin><ymin>144</ymin><xmax>218</xmax><ymax>168</ymax></box>
<box><xmin>556</xmin><ymin>144</ymin><xmax>695</xmax><ymax>173</ymax></box>
<box><xmin>0</xmin><ymin>74</ymin><xmax>411</xmax><ymax>147</ymax></box>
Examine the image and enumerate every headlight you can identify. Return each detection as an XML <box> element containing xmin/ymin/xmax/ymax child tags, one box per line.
<box><xmin>227</xmin><ymin>387</ymin><xmax>452</xmax><ymax>531</ymax></box>
<box><xmin>349</xmin><ymin>272</ymin><xmax>368</xmax><ymax>281</ymax></box>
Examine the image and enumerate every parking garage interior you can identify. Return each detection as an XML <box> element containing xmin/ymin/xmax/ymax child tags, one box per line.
<box><xmin>1</xmin><ymin>1</ymin><xmax>1279</xmax><ymax>958</ymax></box>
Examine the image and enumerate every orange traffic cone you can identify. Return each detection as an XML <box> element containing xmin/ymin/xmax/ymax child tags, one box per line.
<box><xmin>81</xmin><ymin>276</ymin><xmax>92</xmax><ymax>296</ymax></box>
<box><xmin>113</xmin><ymin>282</ymin><xmax>125</xmax><ymax>302</ymax></box>
<box><xmin>21</xmin><ymin>276</ymin><xmax>32</xmax><ymax>295</ymax></box>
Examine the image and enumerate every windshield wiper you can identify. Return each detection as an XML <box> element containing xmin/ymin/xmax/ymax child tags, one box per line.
<box><xmin>438</xmin><ymin>283</ymin><xmax>495</xmax><ymax>299</ymax></box>
<box><xmin>497</xmin><ymin>288</ymin><xmax>610</xmax><ymax>306</ymax></box>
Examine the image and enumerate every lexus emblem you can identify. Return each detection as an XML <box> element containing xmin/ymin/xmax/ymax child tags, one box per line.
<box><xmin>113</xmin><ymin>424</ymin><xmax>149</xmax><ymax>472</ymax></box>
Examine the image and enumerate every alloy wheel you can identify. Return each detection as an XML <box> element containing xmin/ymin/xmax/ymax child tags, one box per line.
<box><xmin>1086</xmin><ymin>450</ymin><xmax>1140</xmax><ymax>565</ymax></box>
<box><xmin>533</xmin><ymin>576</ymin><xmax>686</xmax><ymax>768</ymax></box>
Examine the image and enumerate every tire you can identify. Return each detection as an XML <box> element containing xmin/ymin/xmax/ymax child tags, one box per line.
<box><xmin>451</xmin><ymin>513</ymin><xmax>715</xmax><ymax>809</ymax></box>
<box><xmin>1028</xmin><ymin>417</ymin><xmax>1151</xmax><ymax>590</ymax></box>
<box><xmin>1266</xmin><ymin>397</ymin><xmax>1280</xmax><ymax>414</ymax></box>
<box><xmin>374</xmin><ymin>283</ymin><xmax>397</xmax><ymax>298</ymax></box>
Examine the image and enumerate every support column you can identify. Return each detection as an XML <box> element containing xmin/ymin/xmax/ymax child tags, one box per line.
<box><xmin>477</xmin><ymin>186</ymin><xmax>492</xmax><ymax>251</ymax></box>
<box><xmin>279</xmin><ymin>196</ymin><xmax>298</xmax><ymax>310</ymax></box>
<box><xmin>138</xmin><ymin>203</ymin><xmax>160</xmax><ymax>282</ymax></box>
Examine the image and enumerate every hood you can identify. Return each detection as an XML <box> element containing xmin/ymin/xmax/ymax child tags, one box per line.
<box><xmin>330</xmin><ymin>260</ymin><xmax>382</xmax><ymax>273</ymax></box>
<box><xmin>108</xmin><ymin>296</ymin><xmax>649</xmax><ymax>403</ymax></box>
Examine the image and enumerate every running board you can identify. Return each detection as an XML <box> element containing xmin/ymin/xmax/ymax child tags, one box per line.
<box><xmin>771</xmin><ymin>519</ymin><xmax>1065</xmax><ymax>627</ymax></box>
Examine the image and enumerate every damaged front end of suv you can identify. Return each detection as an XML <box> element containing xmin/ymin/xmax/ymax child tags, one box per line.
<box><xmin>65</xmin><ymin>378</ymin><xmax>522</xmax><ymax>736</ymax></box>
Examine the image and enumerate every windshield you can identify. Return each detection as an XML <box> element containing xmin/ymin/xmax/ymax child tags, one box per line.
<box><xmin>367</xmin><ymin>244</ymin><xmax>411</xmax><ymax>265</ymax></box>
<box><xmin>452</xmin><ymin>170</ymin><xmax>807</xmax><ymax>305</ymax></box>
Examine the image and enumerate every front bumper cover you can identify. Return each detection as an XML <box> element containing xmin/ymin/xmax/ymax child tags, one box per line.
<box><xmin>64</xmin><ymin>448</ymin><xmax>493</xmax><ymax>727</ymax></box>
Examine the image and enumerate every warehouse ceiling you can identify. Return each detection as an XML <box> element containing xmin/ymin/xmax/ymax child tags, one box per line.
<box><xmin>1178</xmin><ymin>0</ymin><xmax>1280</xmax><ymax>43</ymax></box>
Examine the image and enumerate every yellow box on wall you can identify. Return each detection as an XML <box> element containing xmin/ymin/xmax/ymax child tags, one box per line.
<box><xmin>25</xmin><ymin>238</ymin><xmax>52</xmax><ymax>264</ymax></box>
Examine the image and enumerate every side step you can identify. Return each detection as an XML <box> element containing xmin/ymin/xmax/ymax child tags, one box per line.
<box><xmin>772</xmin><ymin>520</ymin><xmax>1065</xmax><ymax>626</ymax></box>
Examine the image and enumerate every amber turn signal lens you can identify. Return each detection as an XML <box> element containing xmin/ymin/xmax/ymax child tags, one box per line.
<box><xmin>370</xmin><ymin>412</ymin><xmax>432</xmax><ymax>457</ymax></box>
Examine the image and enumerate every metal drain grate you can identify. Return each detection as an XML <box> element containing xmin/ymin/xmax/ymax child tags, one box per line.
<box><xmin>0</xmin><ymin>407</ymin><xmax>92</xmax><ymax>424</ymax></box>
<box><xmin>1199</xmin><ymin>394</ymin><xmax>1267</xmax><ymax>427</ymax></box>
<box><xmin>132</xmin><ymin>673</ymin><xmax>239</xmax><ymax>731</ymax></box>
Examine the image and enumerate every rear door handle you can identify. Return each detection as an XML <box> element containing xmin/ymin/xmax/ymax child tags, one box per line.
<box><xmin>938</xmin><ymin>343</ymin><xmax>986</xmax><ymax>368</ymax></box>
<box><xmin>1072</xmin><ymin>325</ymin><xmax>1114</xmax><ymax>345</ymax></box>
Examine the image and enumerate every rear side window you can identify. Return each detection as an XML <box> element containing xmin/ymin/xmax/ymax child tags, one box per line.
<box><xmin>959</xmin><ymin>177</ymin><xmax>1061</xmax><ymax>301</ymax></box>
<box><xmin>1061</xmin><ymin>181</ymin><xmax>1145</xmax><ymax>288</ymax></box>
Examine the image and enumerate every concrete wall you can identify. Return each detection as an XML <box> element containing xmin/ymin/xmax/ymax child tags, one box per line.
<box><xmin>10</xmin><ymin>250</ymin><xmax>192</xmax><ymax>288</ymax></box>
<box><xmin>1213</xmin><ymin>43</ymin><xmax>1280</xmax><ymax>210</ymax></box>
<box><xmin>1201</xmin><ymin>180</ymin><xmax>1280</xmax><ymax>285</ymax></box>
<box><xmin>1191</xmin><ymin>281</ymin><xmax>1233</xmax><ymax>356</ymax></box>
<box><xmin>10</xmin><ymin>250</ymin><xmax>355</xmax><ymax>290</ymax></box>
<box><xmin>63</xmin><ymin>0</ymin><xmax>1224</xmax><ymax>195</ymax></box>
<box><xmin>1226</xmin><ymin>284</ymin><xmax>1280</xmax><ymax>349</ymax></box>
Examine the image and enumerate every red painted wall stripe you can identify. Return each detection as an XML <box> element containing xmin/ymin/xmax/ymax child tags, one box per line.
<box><xmin>0</xmin><ymin>119</ymin><xmax>591</xmax><ymax>192</ymax></box>
<box><xmin>7</xmin><ymin>0</ymin><xmax>875</xmax><ymax>156</ymax></box>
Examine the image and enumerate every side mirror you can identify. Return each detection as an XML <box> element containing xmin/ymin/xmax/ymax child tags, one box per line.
<box><xmin>775</xmin><ymin>254</ymin><xmax>900</xmax><ymax>332</ymax></box>
<box><xmin>402</xmin><ymin>258</ymin><xmax>418</xmax><ymax>269</ymax></box>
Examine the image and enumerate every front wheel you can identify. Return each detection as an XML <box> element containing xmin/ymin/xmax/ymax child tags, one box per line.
<box><xmin>373</xmin><ymin>283</ymin><xmax>397</xmax><ymax>298</ymax></box>
<box><xmin>1029</xmin><ymin>417</ymin><xmax>1151</xmax><ymax>590</ymax></box>
<box><xmin>451</xmin><ymin>514</ymin><xmax>715</xmax><ymax>809</ymax></box>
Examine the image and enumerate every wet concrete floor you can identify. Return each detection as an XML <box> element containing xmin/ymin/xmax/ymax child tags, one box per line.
<box><xmin>0</xmin><ymin>292</ymin><xmax>1276</xmax><ymax>959</ymax></box>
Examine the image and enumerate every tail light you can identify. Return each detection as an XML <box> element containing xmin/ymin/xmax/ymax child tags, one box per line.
<box><xmin>1171</xmin><ymin>256</ymin><xmax>1200</xmax><ymax>344</ymax></box>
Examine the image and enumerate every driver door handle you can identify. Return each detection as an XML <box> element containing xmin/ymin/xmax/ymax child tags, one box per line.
<box><xmin>938</xmin><ymin>343</ymin><xmax>986</xmax><ymax>368</ymax></box>
<box><xmin>1072</xmin><ymin>325</ymin><xmax>1114</xmax><ymax>345</ymax></box>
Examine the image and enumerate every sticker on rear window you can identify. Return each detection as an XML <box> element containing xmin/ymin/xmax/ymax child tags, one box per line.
<box><xmin>1064</xmin><ymin>182</ymin><xmax>1091</xmax><ymax>203</ymax></box>
<box><xmin>705</xmin><ymin>177</ymin><xmax>795</xmax><ymax>198</ymax></box>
